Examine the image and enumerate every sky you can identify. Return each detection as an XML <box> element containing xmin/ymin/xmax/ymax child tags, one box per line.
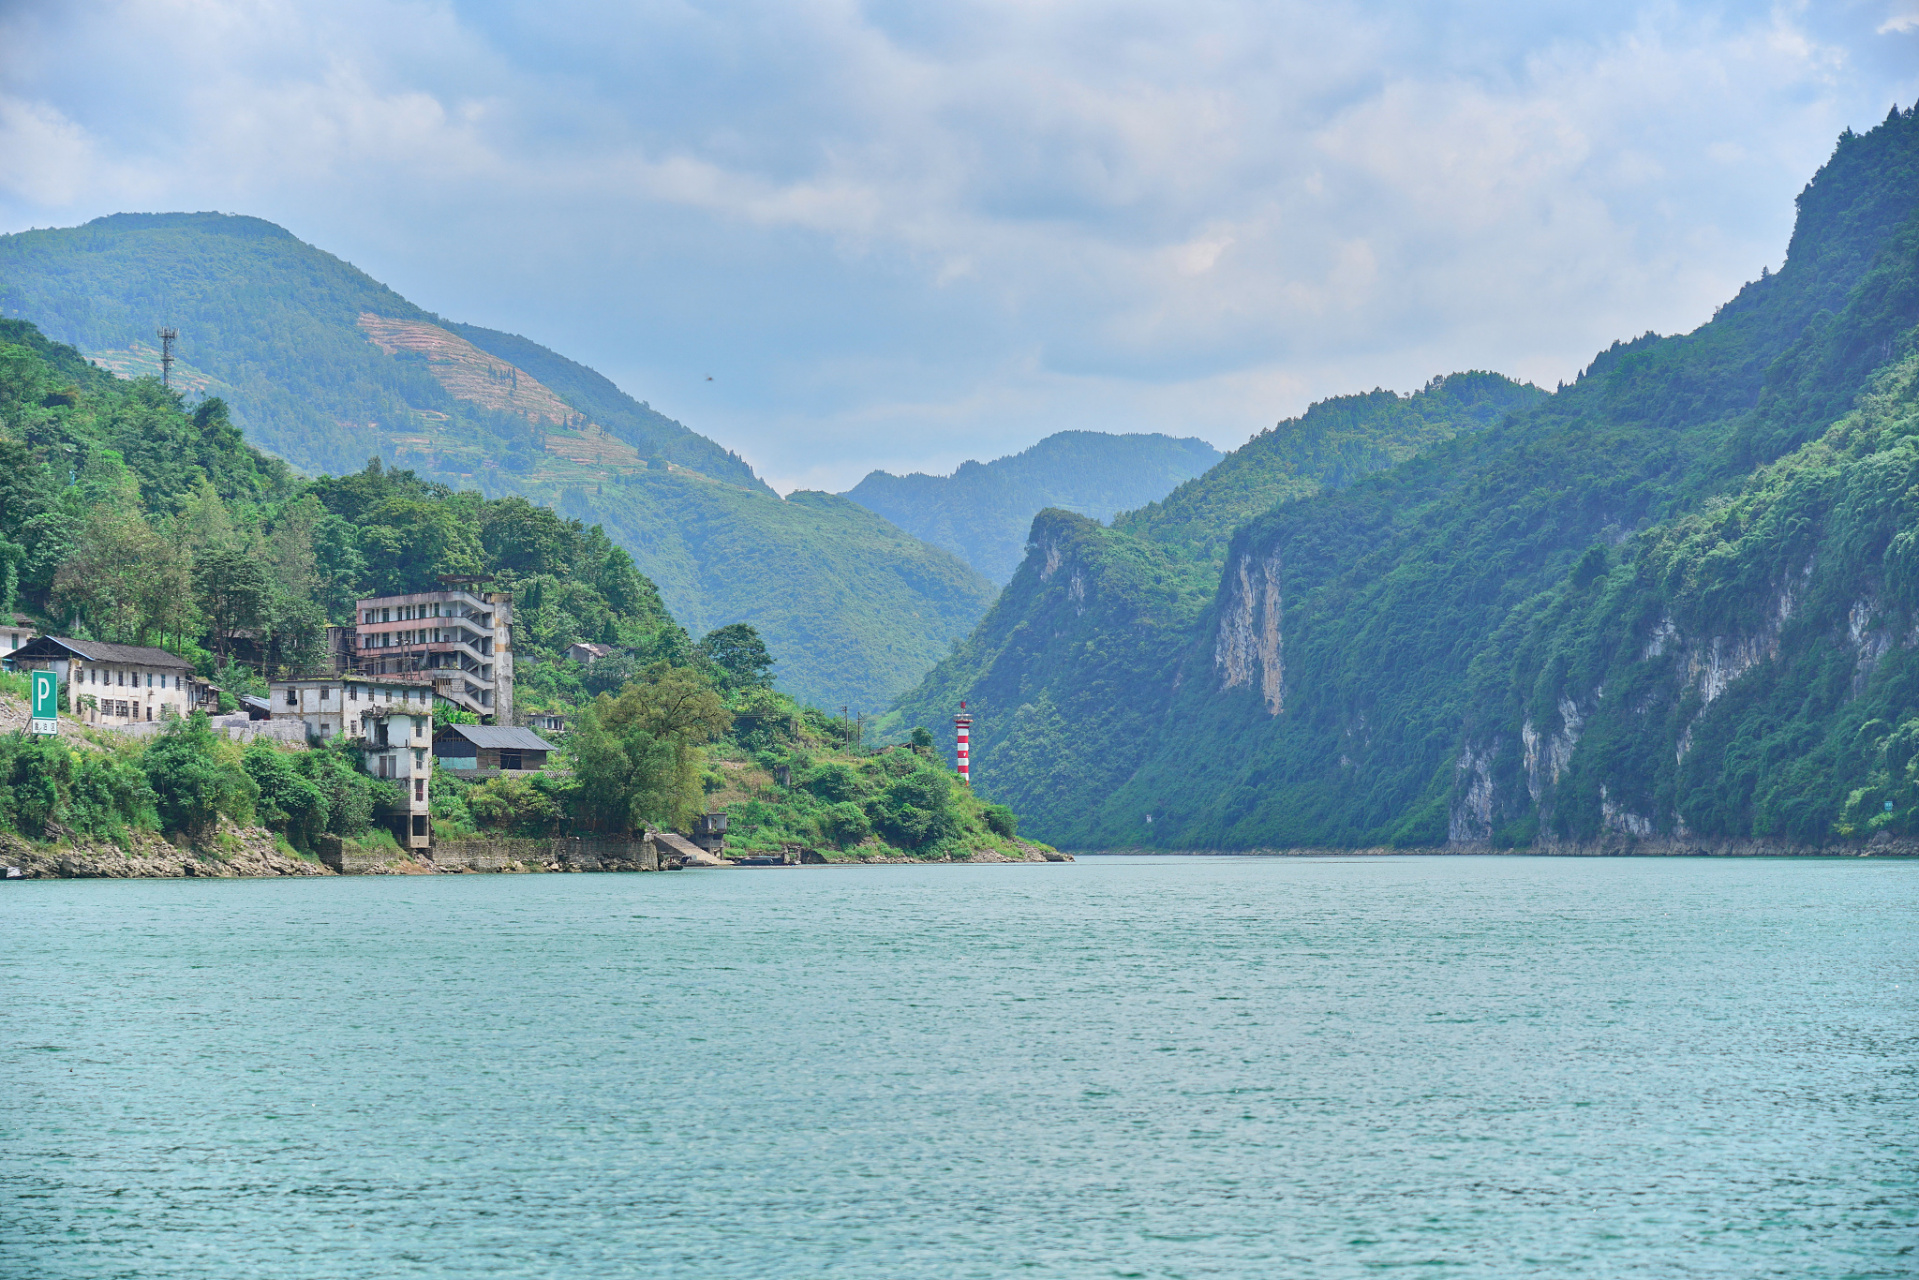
<box><xmin>1</xmin><ymin>2</ymin><xmax>1916</xmax><ymax>493</ymax></box>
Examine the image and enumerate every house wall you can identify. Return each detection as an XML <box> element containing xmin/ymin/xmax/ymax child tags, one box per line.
<box><xmin>71</xmin><ymin>661</ymin><xmax>194</xmax><ymax>725</ymax></box>
<box><xmin>270</xmin><ymin>678</ymin><xmax>437</xmax><ymax>851</ymax></box>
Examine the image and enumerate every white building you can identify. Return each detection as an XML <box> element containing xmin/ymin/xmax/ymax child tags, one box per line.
<box><xmin>270</xmin><ymin>676</ymin><xmax>436</xmax><ymax>852</ymax></box>
<box><xmin>9</xmin><ymin>636</ymin><xmax>198</xmax><ymax>725</ymax></box>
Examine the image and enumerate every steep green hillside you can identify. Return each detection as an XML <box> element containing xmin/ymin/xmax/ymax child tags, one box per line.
<box><xmin>0</xmin><ymin>213</ymin><xmax>995</xmax><ymax>710</ymax></box>
<box><xmin>1113</xmin><ymin>372</ymin><xmax>1546</xmax><ymax>568</ymax></box>
<box><xmin>890</xmin><ymin>373</ymin><xmax>1545</xmax><ymax>786</ymax></box>
<box><xmin>898</xmin><ymin>105</ymin><xmax>1919</xmax><ymax>850</ymax></box>
<box><xmin>845</xmin><ymin>431</ymin><xmax>1220</xmax><ymax>582</ymax></box>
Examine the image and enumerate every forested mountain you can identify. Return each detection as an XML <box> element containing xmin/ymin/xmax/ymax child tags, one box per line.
<box><xmin>0</xmin><ymin>214</ymin><xmax>994</xmax><ymax>711</ymax></box>
<box><xmin>895</xmin><ymin>105</ymin><xmax>1919</xmax><ymax>851</ymax></box>
<box><xmin>0</xmin><ymin>317</ymin><xmax>682</xmax><ymax>677</ymax></box>
<box><xmin>844</xmin><ymin>431</ymin><xmax>1220</xmax><ymax>582</ymax></box>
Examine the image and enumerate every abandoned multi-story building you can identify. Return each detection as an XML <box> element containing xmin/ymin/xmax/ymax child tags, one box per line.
<box><xmin>269</xmin><ymin>676</ymin><xmax>437</xmax><ymax>852</ymax></box>
<box><xmin>342</xmin><ymin>586</ymin><xmax>514</xmax><ymax>723</ymax></box>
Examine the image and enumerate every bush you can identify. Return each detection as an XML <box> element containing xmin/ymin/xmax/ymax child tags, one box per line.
<box><xmin>467</xmin><ymin>773</ymin><xmax>565</xmax><ymax>836</ymax></box>
<box><xmin>0</xmin><ymin>733</ymin><xmax>156</xmax><ymax>839</ymax></box>
<box><xmin>243</xmin><ymin>739</ymin><xmax>330</xmax><ymax>851</ymax></box>
<box><xmin>982</xmin><ymin>803</ymin><xmax>1018</xmax><ymax>838</ymax></box>
<box><xmin>819</xmin><ymin>800</ymin><xmax>871</xmax><ymax>848</ymax></box>
<box><xmin>870</xmin><ymin>765</ymin><xmax>962</xmax><ymax>851</ymax></box>
<box><xmin>804</xmin><ymin>762</ymin><xmax>862</xmax><ymax>804</ymax></box>
<box><xmin>141</xmin><ymin>712</ymin><xmax>255</xmax><ymax>838</ymax></box>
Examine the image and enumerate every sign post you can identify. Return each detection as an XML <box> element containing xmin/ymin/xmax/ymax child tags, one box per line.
<box><xmin>29</xmin><ymin>670</ymin><xmax>58</xmax><ymax>735</ymax></box>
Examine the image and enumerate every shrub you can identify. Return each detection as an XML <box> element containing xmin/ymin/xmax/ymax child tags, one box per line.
<box><xmin>870</xmin><ymin>765</ymin><xmax>962</xmax><ymax>851</ymax></box>
<box><xmin>804</xmin><ymin>762</ymin><xmax>862</xmax><ymax>804</ymax></box>
<box><xmin>467</xmin><ymin>773</ymin><xmax>565</xmax><ymax>836</ymax></box>
<box><xmin>981</xmin><ymin>803</ymin><xmax>1018</xmax><ymax>838</ymax></box>
<box><xmin>819</xmin><ymin>800</ymin><xmax>871</xmax><ymax>847</ymax></box>
<box><xmin>243</xmin><ymin>739</ymin><xmax>329</xmax><ymax>851</ymax></box>
<box><xmin>141</xmin><ymin>712</ymin><xmax>255</xmax><ymax>838</ymax></box>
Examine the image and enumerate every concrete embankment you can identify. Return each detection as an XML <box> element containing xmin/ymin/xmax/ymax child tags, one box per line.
<box><xmin>320</xmin><ymin>833</ymin><xmax>666</xmax><ymax>875</ymax></box>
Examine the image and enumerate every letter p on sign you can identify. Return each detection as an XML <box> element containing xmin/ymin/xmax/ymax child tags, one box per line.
<box><xmin>29</xmin><ymin>669</ymin><xmax>58</xmax><ymax>734</ymax></box>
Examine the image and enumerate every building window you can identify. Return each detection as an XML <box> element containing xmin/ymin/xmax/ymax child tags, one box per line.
<box><xmin>412</xmin><ymin>814</ymin><xmax>428</xmax><ymax>837</ymax></box>
<box><xmin>320</xmin><ymin>686</ymin><xmax>331</xmax><ymax>701</ymax></box>
<box><xmin>146</xmin><ymin>706</ymin><xmax>153</xmax><ymax>722</ymax></box>
<box><xmin>286</xmin><ymin>688</ymin><xmax>298</xmax><ymax>707</ymax></box>
<box><xmin>501</xmin><ymin>752</ymin><xmax>522</xmax><ymax>771</ymax></box>
<box><xmin>414</xmin><ymin>778</ymin><xmax>424</xmax><ymax>801</ymax></box>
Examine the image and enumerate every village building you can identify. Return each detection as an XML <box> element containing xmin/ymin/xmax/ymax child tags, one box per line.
<box><xmin>348</xmin><ymin>587</ymin><xmax>514</xmax><ymax>723</ymax></box>
<box><xmin>3</xmin><ymin>615</ymin><xmax>36</xmax><ymax>659</ymax></box>
<box><xmin>8</xmin><ymin>636</ymin><xmax>202</xmax><ymax>725</ymax></box>
<box><xmin>269</xmin><ymin>676</ymin><xmax>436</xmax><ymax>852</ymax></box>
<box><xmin>433</xmin><ymin>724</ymin><xmax>556</xmax><ymax>776</ymax></box>
<box><xmin>527</xmin><ymin>711</ymin><xmax>567</xmax><ymax>736</ymax></box>
<box><xmin>565</xmin><ymin>641</ymin><xmax>615</xmax><ymax>666</ymax></box>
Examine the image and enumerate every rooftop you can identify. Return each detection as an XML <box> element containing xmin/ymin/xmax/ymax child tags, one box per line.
<box><xmin>436</xmin><ymin>724</ymin><xmax>555</xmax><ymax>752</ymax></box>
<box><xmin>14</xmin><ymin>636</ymin><xmax>193</xmax><ymax>669</ymax></box>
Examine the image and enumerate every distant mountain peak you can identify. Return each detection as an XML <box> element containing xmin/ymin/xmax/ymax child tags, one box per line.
<box><xmin>845</xmin><ymin>430</ymin><xmax>1223</xmax><ymax>582</ymax></box>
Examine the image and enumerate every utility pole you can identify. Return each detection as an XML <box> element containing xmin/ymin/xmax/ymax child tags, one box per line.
<box><xmin>157</xmin><ymin>328</ymin><xmax>178</xmax><ymax>389</ymax></box>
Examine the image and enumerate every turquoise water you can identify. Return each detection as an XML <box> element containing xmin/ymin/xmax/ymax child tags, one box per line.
<box><xmin>3</xmin><ymin>856</ymin><xmax>1915</xmax><ymax>1278</ymax></box>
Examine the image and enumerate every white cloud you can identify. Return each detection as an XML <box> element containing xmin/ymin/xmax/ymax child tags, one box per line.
<box><xmin>0</xmin><ymin>0</ymin><xmax>1913</xmax><ymax>491</ymax></box>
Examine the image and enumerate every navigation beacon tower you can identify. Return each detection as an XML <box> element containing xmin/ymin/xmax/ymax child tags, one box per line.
<box><xmin>955</xmin><ymin>702</ymin><xmax>972</xmax><ymax>785</ymax></box>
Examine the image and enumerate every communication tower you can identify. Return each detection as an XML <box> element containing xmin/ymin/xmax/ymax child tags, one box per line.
<box><xmin>157</xmin><ymin>328</ymin><xmax>178</xmax><ymax>389</ymax></box>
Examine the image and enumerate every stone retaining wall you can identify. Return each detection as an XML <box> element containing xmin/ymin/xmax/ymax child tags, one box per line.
<box><xmin>316</xmin><ymin>832</ymin><xmax>663</xmax><ymax>874</ymax></box>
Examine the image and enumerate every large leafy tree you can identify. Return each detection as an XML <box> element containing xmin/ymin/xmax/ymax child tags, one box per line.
<box><xmin>571</xmin><ymin>665</ymin><xmax>730</xmax><ymax>833</ymax></box>
<box><xmin>699</xmin><ymin>623</ymin><xmax>774</xmax><ymax>692</ymax></box>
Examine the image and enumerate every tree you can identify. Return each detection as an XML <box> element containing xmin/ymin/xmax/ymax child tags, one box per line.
<box><xmin>571</xmin><ymin>665</ymin><xmax>731</xmax><ymax>833</ymax></box>
<box><xmin>193</xmin><ymin>544</ymin><xmax>271</xmax><ymax>660</ymax></box>
<box><xmin>699</xmin><ymin>623</ymin><xmax>774</xmax><ymax>691</ymax></box>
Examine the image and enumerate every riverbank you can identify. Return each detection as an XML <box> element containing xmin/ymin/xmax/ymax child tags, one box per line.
<box><xmin>3</xmin><ymin>835</ymin><xmax>1073</xmax><ymax>879</ymax></box>
<box><xmin>1073</xmin><ymin>834</ymin><xmax>1919</xmax><ymax>857</ymax></box>
<box><xmin>0</xmin><ymin>824</ymin><xmax>327</xmax><ymax>879</ymax></box>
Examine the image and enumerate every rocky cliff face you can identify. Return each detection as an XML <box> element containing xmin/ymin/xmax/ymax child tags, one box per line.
<box><xmin>1215</xmin><ymin>549</ymin><xmax>1285</xmax><ymax>715</ymax></box>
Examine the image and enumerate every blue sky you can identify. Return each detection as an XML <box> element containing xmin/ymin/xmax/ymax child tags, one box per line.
<box><xmin>2</xmin><ymin>1</ymin><xmax>1915</xmax><ymax>492</ymax></box>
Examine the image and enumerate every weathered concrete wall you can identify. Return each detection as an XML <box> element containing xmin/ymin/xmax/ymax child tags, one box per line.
<box><xmin>316</xmin><ymin>832</ymin><xmax>662</xmax><ymax>874</ymax></box>
<box><xmin>105</xmin><ymin>715</ymin><xmax>307</xmax><ymax>745</ymax></box>
<box><xmin>432</xmin><ymin>834</ymin><xmax>660</xmax><ymax>872</ymax></box>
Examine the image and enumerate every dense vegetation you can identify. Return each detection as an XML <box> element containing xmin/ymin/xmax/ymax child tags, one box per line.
<box><xmin>897</xmin><ymin>105</ymin><xmax>1919</xmax><ymax>850</ymax></box>
<box><xmin>892</xmin><ymin>373</ymin><xmax>1548</xmax><ymax>812</ymax></box>
<box><xmin>845</xmin><ymin>430</ymin><xmax>1221</xmax><ymax>582</ymax></box>
<box><xmin>0</xmin><ymin>213</ymin><xmax>997</xmax><ymax>711</ymax></box>
<box><xmin>0</xmin><ymin>320</ymin><xmax>1009</xmax><ymax>857</ymax></box>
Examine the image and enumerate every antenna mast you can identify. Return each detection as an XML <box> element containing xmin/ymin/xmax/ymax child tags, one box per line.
<box><xmin>157</xmin><ymin>328</ymin><xmax>178</xmax><ymax>389</ymax></box>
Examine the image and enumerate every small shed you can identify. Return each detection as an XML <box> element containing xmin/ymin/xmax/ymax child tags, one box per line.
<box><xmin>433</xmin><ymin>723</ymin><xmax>556</xmax><ymax>773</ymax></box>
<box><xmin>565</xmin><ymin>642</ymin><xmax>616</xmax><ymax>666</ymax></box>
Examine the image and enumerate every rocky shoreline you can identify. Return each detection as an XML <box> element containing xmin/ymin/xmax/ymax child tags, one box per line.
<box><xmin>3</xmin><ymin>834</ymin><xmax>1074</xmax><ymax>879</ymax></box>
<box><xmin>0</xmin><ymin>825</ymin><xmax>328</xmax><ymax>879</ymax></box>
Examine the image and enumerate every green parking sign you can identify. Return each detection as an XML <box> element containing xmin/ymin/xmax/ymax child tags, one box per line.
<box><xmin>29</xmin><ymin>669</ymin><xmax>58</xmax><ymax>734</ymax></box>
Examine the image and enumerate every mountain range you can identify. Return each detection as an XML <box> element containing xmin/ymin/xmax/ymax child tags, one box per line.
<box><xmin>0</xmin><ymin>212</ymin><xmax>997</xmax><ymax>712</ymax></box>
<box><xmin>844</xmin><ymin>432</ymin><xmax>1221</xmax><ymax>583</ymax></box>
<box><xmin>894</xmin><ymin>104</ymin><xmax>1919</xmax><ymax>852</ymax></box>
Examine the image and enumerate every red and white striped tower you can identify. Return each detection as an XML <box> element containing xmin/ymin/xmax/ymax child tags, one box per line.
<box><xmin>955</xmin><ymin>701</ymin><xmax>972</xmax><ymax>785</ymax></box>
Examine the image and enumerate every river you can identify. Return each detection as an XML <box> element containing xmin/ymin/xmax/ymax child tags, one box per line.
<box><xmin>3</xmin><ymin>855</ymin><xmax>1914</xmax><ymax>1278</ymax></box>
